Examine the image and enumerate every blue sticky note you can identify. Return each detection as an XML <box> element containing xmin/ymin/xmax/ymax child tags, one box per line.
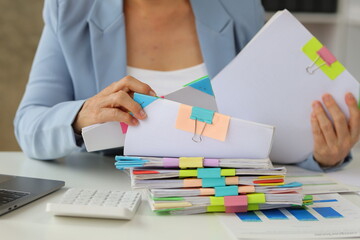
<box><xmin>215</xmin><ymin>186</ymin><xmax>238</xmax><ymax>197</ymax></box>
<box><xmin>187</xmin><ymin>76</ymin><xmax>214</xmax><ymax>96</ymax></box>
<box><xmin>197</xmin><ymin>168</ymin><xmax>221</xmax><ymax>178</ymax></box>
<box><xmin>202</xmin><ymin>177</ymin><xmax>226</xmax><ymax>187</ymax></box>
<box><xmin>133</xmin><ymin>93</ymin><xmax>158</xmax><ymax>109</ymax></box>
<box><xmin>190</xmin><ymin>107</ymin><xmax>215</xmax><ymax>124</ymax></box>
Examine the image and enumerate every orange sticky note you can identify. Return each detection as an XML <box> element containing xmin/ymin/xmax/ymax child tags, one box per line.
<box><xmin>175</xmin><ymin>104</ymin><xmax>230</xmax><ymax>141</ymax></box>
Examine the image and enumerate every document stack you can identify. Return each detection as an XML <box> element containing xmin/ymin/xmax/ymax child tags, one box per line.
<box><xmin>115</xmin><ymin>156</ymin><xmax>313</xmax><ymax>215</ymax></box>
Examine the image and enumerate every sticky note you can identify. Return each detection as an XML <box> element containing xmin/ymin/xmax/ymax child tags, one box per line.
<box><xmin>247</xmin><ymin>204</ymin><xmax>259</xmax><ymax>211</ymax></box>
<box><xmin>215</xmin><ymin>186</ymin><xmax>238</xmax><ymax>197</ymax></box>
<box><xmin>220</xmin><ymin>169</ymin><xmax>236</xmax><ymax>176</ymax></box>
<box><xmin>179</xmin><ymin>169</ymin><xmax>198</xmax><ymax>178</ymax></box>
<box><xmin>163</xmin><ymin>158</ymin><xmax>179</xmax><ymax>168</ymax></box>
<box><xmin>197</xmin><ymin>168</ymin><xmax>221</xmax><ymax>178</ymax></box>
<box><xmin>199</xmin><ymin>188</ymin><xmax>215</xmax><ymax>195</ymax></box>
<box><xmin>202</xmin><ymin>177</ymin><xmax>226</xmax><ymax>187</ymax></box>
<box><xmin>224</xmin><ymin>195</ymin><xmax>247</xmax><ymax>213</ymax></box>
<box><xmin>179</xmin><ymin>157</ymin><xmax>203</xmax><ymax>169</ymax></box>
<box><xmin>133</xmin><ymin>93</ymin><xmax>158</xmax><ymax>108</ymax></box>
<box><xmin>210</xmin><ymin>197</ymin><xmax>224</xmax><ymax>206</ymax></box>
<box><xmin>203</xmin><ymin>158</ymin><xmax>219</xmax><ymax>167</ymax></box>
<box><xmin>238</xmin><ymin>185</ymin><xmax>255</xmax><ymax>193</ymax></box>
<box><xmin>302</xmin><ymin>37</ymin><xmax>345</xmax><ymax>80</ymax></box>
<box><xmin>184</xmin><ymin>75</ymin><xmax>214</xmax><ymax>96</ymax></box>
<box><xmin>176</xmin><ymin>104</ymin><xmax>230</xmax><ymax>141</ymax></box>
<box><xmin>119</xmin><ymin>122</ymin><xmax>128</xmax><ymax>134</ymax></box>
<box><xmin>225</xmin><ymin>176</ymin><xmax>239</xmax><ymax>185</ymax></box>
<box><xmin>247</xmin><ymin>193</ymin><xmax>266</xmax><ymax>204</ymax></box>
<box><xmin>190</xmin><ymin>107</ymin><xmax>215</xmax><ymax>124</ymax></box>
<box><xmin>183</xmin><ymin>178</ymin><xmax>202</xmax><ymax>187</ymax></box>
<box><xmin>207</xmin><ymin>205</ymin><xmax>226</xmax><ymax>212</ymax></box>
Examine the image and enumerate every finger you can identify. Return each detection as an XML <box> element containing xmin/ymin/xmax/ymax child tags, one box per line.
<box><xmin>101</xmin><ymin>91</ymin><xmax>147</xmax><ymax>120</ymax></box>
<box><xmin>98</xmin><ymin>108</ymin><xmax>139</xmax><ymax>126</ymax></box>
<box><xmin>101</xmin><ymin>76</ymin><xmax>156</xmax><ymax>97</ymax></box>
<box><xmin>322</xmin><ymin>93</ymin><xmax>350</xmax><ymax>141</ymax></box>
<box><xmin>311</xmin><ymin>110</ymin><xmax>326</xmax><ymax>151</ymax></box>
<box><xmin>345</xmin><ymin>92</ymin><xmax>360</xmax><ymax>142</ymax></box>
<box><xmin>312</xmin><ymin>100</ymin><xmax>337</xmax><ymax>147</ymax></box>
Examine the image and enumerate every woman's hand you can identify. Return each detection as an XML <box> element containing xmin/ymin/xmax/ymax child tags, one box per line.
<box><xmin>311</xmin><ymin>93</ymin><xmax>360</xmax><ymax>167</ymax></box>
<box><xmin>73</xmin><ymin>76</ymin><xmax>156</xmax><ymax>133</ymax></box>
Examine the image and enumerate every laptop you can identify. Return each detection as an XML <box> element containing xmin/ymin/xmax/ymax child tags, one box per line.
<box><xmin>0</xmin><ymin>174</ymin><xmax>64</xmax><ymax>216</ymax></box>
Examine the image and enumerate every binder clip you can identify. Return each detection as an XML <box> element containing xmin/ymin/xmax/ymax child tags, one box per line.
<box><xmin>306</xmin><ymin>46</ymin><xmax>337</xmax><ymax>74</ymax></box>
<box><xmin>190</xmin><ymin>107</ymin><xmax>215</xmax><ymax>143</ymax></box>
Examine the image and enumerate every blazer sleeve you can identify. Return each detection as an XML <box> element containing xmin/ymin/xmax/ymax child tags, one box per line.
<box><xmin>14</xmin><ymin>0</ymin><xmax>85</xmax><ymax>160</ymax></box>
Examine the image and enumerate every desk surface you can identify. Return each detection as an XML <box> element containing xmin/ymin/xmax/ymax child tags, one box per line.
<box><xmin>0</xmin><ymin>147</ymin><xmax>359</xmax><ymax>240</ymax></box>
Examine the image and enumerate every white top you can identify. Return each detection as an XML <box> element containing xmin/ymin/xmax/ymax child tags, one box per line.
<box><xmin>126</xmin><ymin>63</ymin><xmax>208</xmax><ymax>96</ymax></box>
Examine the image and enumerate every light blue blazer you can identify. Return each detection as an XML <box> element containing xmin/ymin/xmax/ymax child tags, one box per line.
<box><xmin>14</xmin><ymin>0</ymin><xmax>350</xmax><ymax>171</ymax></box>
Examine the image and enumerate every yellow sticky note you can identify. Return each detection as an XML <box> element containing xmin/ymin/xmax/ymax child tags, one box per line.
<box><xmin>247</xmin><ymin>204</ymin><xmax>259</xmax><ymax>211</ymax></box>
<box><xmin>221</xmin><ymin>169</ymin><xmax>236</xmax><ymax>176</ymax></box>
<box><xmin>179</xmin><ymin>169</ymin><xmax>198</xmax><ymax>178</ymax></box>
<box><xmin>302</xmin><ymin>37</ymin><xmax>345</xmax><ymax>80</ymax></box>
<box><xmin>207</xmin><ymin>205</ymin><xmax>226</xmax><ymax>212</ymax></box>
<box><xmin>210</xmin><ymin>197</ymin><xmax>224</xmax><ymax>206</ymax></box>
<box><xmin>247</xmin><ymin>193</ymin><xmax>266</xmax><ymax>204</ymax></box>
<box><xmin>179</xmin><ymin>157</ymin><xmax>203</xmax><ymax>169</ymax></box>
<box><xmin>175</xmin><ymin>104</ymin><xmax>230</xmax><ymax>141</ymax></box>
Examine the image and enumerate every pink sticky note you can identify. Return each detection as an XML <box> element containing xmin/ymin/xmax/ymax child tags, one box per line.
<box><xmin>120</xmin><ymin>122</ymin><xmax>128</xmax><ymax>134</ymax></box>
<box><xmin>317</xmin><ymin>46</ymin><xmax>337</xmax><ymax>66</ymax></box>
<box><xmin>175</xmin><ymin>104</ymin><xmax>230</xmax><ymax>141</ymax></box>
<box><xmin>204</xmin><ymin>158</ymin><xmax>220</xmax><ymax>167</ymax></box>
<box><xmin>224</xmin><ymin>195</ymin><xmax>247</xmax><ymax>213</ymax></box>
<box><xmin>163</xmin><ymin>158</ymin><xmax>179</xmax><ymax>168</ymax></box>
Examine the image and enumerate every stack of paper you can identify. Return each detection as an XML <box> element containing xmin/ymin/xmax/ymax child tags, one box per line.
<box><xmin>115</xmin><ymin>156</ymin><xmax>312</xmax><ymax>215</ymax></box>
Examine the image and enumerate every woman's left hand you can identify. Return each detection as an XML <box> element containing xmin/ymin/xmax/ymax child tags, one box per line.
<box><xmin>311</xmin><ymin>92</ymin><xmax>360</xmax><ymax>167</ymax></box>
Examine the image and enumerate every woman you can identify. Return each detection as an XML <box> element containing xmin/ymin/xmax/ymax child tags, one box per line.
<box><xmin>14</xmin><ymin>0</ymin><xmax>359</xmax><ymax>172</ymax></box>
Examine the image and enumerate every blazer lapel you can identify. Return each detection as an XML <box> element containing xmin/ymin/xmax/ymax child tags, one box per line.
<box><xmin>87</xmin><ymin>0</ymin><xmax>127</xmax><ymax>92</ymax></box>
<box><xmin>190</xmin><ymin>0</ymin><xmax>236</xmax><ymax>79</ymax></box>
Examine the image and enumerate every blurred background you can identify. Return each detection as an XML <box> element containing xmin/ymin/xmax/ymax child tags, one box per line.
<box><xmin>0</xmin><ymin>0</ymin><xmax>360</xmax><ymax>151</ymax></box>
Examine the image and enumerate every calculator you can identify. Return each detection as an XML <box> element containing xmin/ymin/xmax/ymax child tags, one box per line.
<box><xmin>46</xmin><ymin>188</ymin><xmax>141</xmax><ymax>220</ymax></box>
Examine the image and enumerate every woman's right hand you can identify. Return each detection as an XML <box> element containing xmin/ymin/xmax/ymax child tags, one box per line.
<box><xmin>72</xmin><ymin>76</ymin><xmax>156</xmax><ymax>133</ymax></box>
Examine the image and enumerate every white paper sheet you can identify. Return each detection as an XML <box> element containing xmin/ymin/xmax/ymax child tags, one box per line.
<box><xmin>124</xmin><ymin>97</ymin><xmax>274</xmax><ymax>159</ymax></box>
<box><xmin>212</xmin><ymin>10</ymin><xmax>360</xmax><ymax>164</ymax></box>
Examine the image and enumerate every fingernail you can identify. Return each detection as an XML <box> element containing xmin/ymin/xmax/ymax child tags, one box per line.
<box><xmin>312</xmin><ymin>101</ymin><xmax>320</xmax><ymax>108</ymax></box>
<box><xmin>139</xmin><ymin>109</ymin><xmax>147</xmax><ymax>118</ymax></box>
<box><xmin>149</xmin><ymin>90</ymin><xmax>156</xmax><ymax>97</ymax></box>
<box><xmin>132</xmin><ymin>118</ymin><xmax>139</xmax><ymax>125</ymax></box>
<box><xmin>323</xmin><ymin>94</ymin><xmax>331</xmax><ymax>103</ymax></box>
<box><xmin>346</xmin><ymin>92</ymin><xmax>354</xmax><ymax>101</ymax></box>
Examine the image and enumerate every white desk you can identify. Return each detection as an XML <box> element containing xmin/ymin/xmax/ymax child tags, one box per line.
<box><xmin>0</xmin><ymin>148</ymin><xmax>359</xmax><ymax>240</ymax></box>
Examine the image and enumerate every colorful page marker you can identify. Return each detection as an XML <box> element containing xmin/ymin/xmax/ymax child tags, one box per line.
<box><xmin>312</xmin><ymin>207</ymin><xmax>343</xmax><ymax>219</ymax></box>
<box><xmin>119</xmin><ymin>122</ymin><xmax>128</xmax><ymax>134</ymax></box>
<box><xmin>133</xmin><ymin>93</ymin><xmax>158</xmax><ymax>108</ymax></box>
<box><xmin>176</xmin><ymin>104</ymin><xmax>230</xmax><ymax>141</ymax></box>
<box><xmin>302</xmin><ymin>37</ymin><xmax>345</xmax><ymax>80</ymax></box>
<box><xmin>261</xmin><ymin>209</ymin><xmax>288</xmax><ymax>220</ymax></box>
<box><xmin>183</xmin><ymin>76</ymin><xmax>214</xmax><ymax>96</ymax></box>
<box><xmin>286</xmin><ymin>208</ymin><xmax>318</xmax><ymax>221</ymax></box>
<box><xmin>236</xmin><ymin>212</ymin><xmax>262</xmax><ymax>222</ymax></box>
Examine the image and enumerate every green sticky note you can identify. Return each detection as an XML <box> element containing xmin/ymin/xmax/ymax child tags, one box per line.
<box><xmin>247</xmin><ymin>204</ymin><xmax>259</xmax><ymax>211</ymax></box>
<box><xmin>210</xmin><ymin>196</ymin><xmax>224</xmax><ymax>206</ymax></box>
<box><xmin>247</xmin><ymin>193</ymin><xmax>266</xmax><ymax>204</ymax></box>
<box><xmin>220</xmin><ymin>169</ymin><xmax>236</xmax><ymax>176</ymax></box>
<box><xmin>207</xmin><ymin>205</ymin><xmax>226</xmax><ymax>212</ymax></box>
<box><xmin>302</xmin><ymin>37</ymin><xmax>345</xmax><ymax>80</ymax></box>
<box><xmin>179</xmin><ymin>169</ymin><xmax>198</xmax><ymax>178</ymax></box>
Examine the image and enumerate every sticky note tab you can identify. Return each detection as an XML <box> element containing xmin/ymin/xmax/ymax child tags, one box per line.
<box><xmin>210</xmin><ymin>196</ymin><xmax>224</xmax><ymax>206</ymax></box>
<box><xmin>202</xmin><ymin>177</ymin><xmax>226</xmax><ymax>187</ymax></box>
<box><xmin>224</xmin><ymin>195</ymin><xmax>247</xmax><ymax>213</ymax></box>
<box><xmin>176</xmin><ymin>104</ymin><xmax>230</xmax><ymax>141</ymax></box>
<box><xmin>203</xmin><ymin>158</ymin><xmax>219</xmax><ymax>167</ymax></box>
<box><xmin>133</xmin><ymin>93</ymin><xmax>158</xmax><ymax>108</ymax></box>
<box><xmin>225</xmin><ymin>176</ymin><xmax>239</xmax><ymax>185</ymax></box>
<box><xmin>247</xmin><ymin>193</ymin><xmax>266</xmax><ymax>204</ymax></box>
<box><xmin>279</xmin><ymin>182</ymin><xmax>303</xmax><ymax>188</ymax></box>
<box><xmin>317</xmin><ymin>46</ymin><xmax>337</xmax><ymax>66</ymax></box>
<box><xmin>238</xmin><ymin>185</ymin><xmax>255</xmax><ymax>193</ymax></box>
<box><xmin>163</xmin><ymin>158</ymin><xmax>179</xmax><ymax>168</ymax></box>
<box><xmin>247</xmin><ymin>204</ymin><xmax>259</xmax><ymax>211</ymax></box>
<box><xmin>199</xmin><ymin>188</ymin><xmax>215</xmax><ymax>196</ymax></box>
<box><xmin>302</xmin><ymin>37</ymin><xmax>345</xmax><ymax>80</ymax></box>
<box><xmin>190</xmin><ymin>107</ymin><xmax>215</xmax><ymax>124</ymax></box>
<box><xmin>184</xmin><ymin>76</ymin><xmax>214</xmax><ymax>96</ymax></box>
<box><xmin>197</xmin><ymin>168</ymin><xmax>221</xmax><ymax>178</ymax></box>
<box><xmin>179</xmin><ymin>169</ymin><xmax>198</xmax><ymax>178</ymax></box>
<box><xmin>183</xmin><ymin>178</ymin><xmax>202</xmax><ymax>187</ymax></box>
<box><xmin>207</xmin><ymin>205</ymin><xmax>226</xmax><ymax>212</ymax></box>
<box><xmin>119</xmin><ymin>122</ymin><xmax>128</xmax><ymax>134</ymax></box>
<box><xmin>215</xmin><ymin>186</ymin><xmax>238</xmax><ymax>197</ymax></box>
<box><xmin>220</xmin><ymin>169</ymin><xmax>236</xmax><ymax>176</ymax></box>
<box><xmin>179</xmin><ymin>157</ymin><xmax>203</xmax><ymax>169</ymax></box>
